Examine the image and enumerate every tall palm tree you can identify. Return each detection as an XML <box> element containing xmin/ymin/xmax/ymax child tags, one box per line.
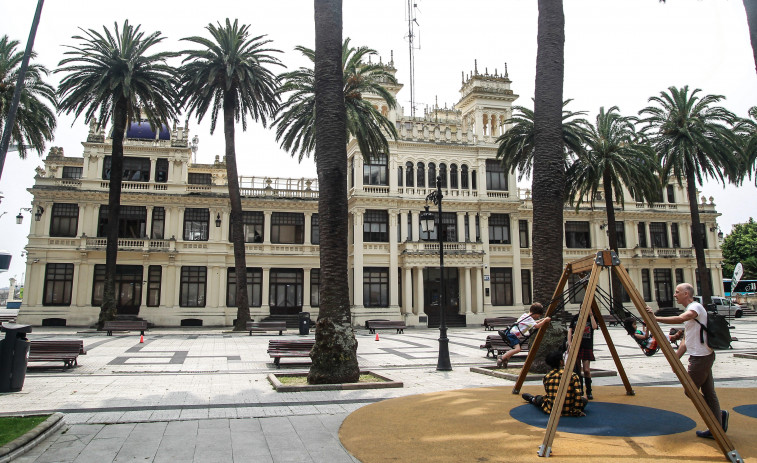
<box><xmin>734</xmin><ymin>106</ymin><xmax>757</xmax><ymax>186</ymax></box>
<box><xmin>274</xmin><ymin>38</ymin><xmax>398</xmax><ymax>162</ymax></box>
<box><xmin>0</xmin><ymin>35</ymin><xmax>56</xmax><ymax>158</ymax></box>
<box><xmin>57</xmin><ymin>21</ymin><xmax>179</xmax><ymax>329</ymax></box>
<box><xmin>308</xmin><ymin>0</ymin><xmax>360</xmax><ymax>385</ymax></box>
<box><xmin>566</xmin><ymin>106</ymin><xmax>659</xmax><ymax>317</ymax></box>
<box><xmin>639</xmin><ymin>86</ymin><xmax>738</xmax><ymax>305</ymax></box>
<box><xmin>496</xmin><ymin>100</ymin><xmax>588</xmax><ymax>182</ymax></box>
<box><xmin>178</xmin><ymin>19</ymin><xmax>282</xmax><ymax>331</ymax></box>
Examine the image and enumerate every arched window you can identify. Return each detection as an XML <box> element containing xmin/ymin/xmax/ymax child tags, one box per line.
<box><xmin>417</xmin><ymin>162</ymin><xmax>426</xmax><ymax>188</ymax></box>
<box><xmin>439</xmin><ymin>163</ymin><xmax>447</xmax><ymax>188</ymax></box>
<box><xmin>461</xmin><ymin>165</ymin><xmax>469</xmax><ymax>189</ymax></box>
<box><xmin>398</xmin><ymin>166</ymin><xmax>403</xmax><ymax>187</ymax></box>
<box><xmin>428</xmin><ymin>162</ymin><xmax>436</xmax><ymax>186</ymax></box>
<box><xmin>450</xmin><ymin>164</ymin><xmax>458</xmax><ymax>189</ymax></box>
<box><xmin>405</xmin><ymin>161</ymin><xmax>414</xmax><ymax>187</ymax></box>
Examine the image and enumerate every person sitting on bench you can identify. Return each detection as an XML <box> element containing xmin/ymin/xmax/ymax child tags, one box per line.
<box><xmin>521</xmin><ymin>350</ymin><xmax>588</xmax><ymax>417</ymax></box>
<box><xmin>496</xmin><ymin>302</ymin><xmax>551</xmax><ymax>368</ymax></box>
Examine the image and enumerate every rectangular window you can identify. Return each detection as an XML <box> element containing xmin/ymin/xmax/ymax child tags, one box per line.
<box><xmin>229</xmin><ymin>211</ymin><xmax>264</xmax><ymax>243</ymax></box>
<box><xmin>475</xmin><ymin>215</ymin><xmax>480</xmax><ymax>242</ymax></box>
<box><xmin>407</xmin><ymin>213</ymin><xmax>413</xmax><ymax>241</ymax></box>
<box><xmin>151</xmin><ymin>207</ymin><xmax>165</xmax><ymax>240</ymax></box>
<box><xmin>666</xmin><ymin>184</ymin><xmax>675</xmax><ymax>203</ymax></box>
<box><xmin>364</xmin><ymin>210</ymin><xmax>389</xmax><ymax>242</ymax></box>
<box><xmin>650</xmin><ymin>222</ymin><xmax>668</xmax><ymax>248</ymax></box>
<box><xmin>654</xmin><ymin>268</ymin><xmax>674</xmax><ymax>306</ymax></box>
<box><xmin>183</xmin><ymin>208</ymin><xmax>209</xmax><ymax>241</ymax></box>
<box><xmin>569</xmin><ymin>273</ymin><xmax>586</xmax><ymax>304</ymax></box>
<box><xmin>614</xmin><ymin>221</ymin><xmax>626</xmax><ymax>248</ymax></box>
<box><xmin>675</xmin><ymin>268</ymin><xmax>684</xmax><ymax>285</ymax></box>
<box><xmin>147</xmin><ymin>265</ymin><xmax>162</xmax><ymax>307</ymax></box>
<box><xmin>91</xmin><ymin>265</ymin><xmax>143</xmax><ymax>308</ymax></box>
<box><xmin>103</xmin><ymin>156</ymin><xmax>150</xmax><ymax>182</ymax></box>
<box><xmin>43</xmin><ymin>263</ymin><xmax>74</xmax><ymax>306</ymax></box>
<box><xmin>311</xmin><ymin>214</ymin><xmax>320</xmax><ymax>245</ymax></box>
<box><xmin>694</xmin><ymin>224</ymin><xmax>709</xmax><ymax>249</ymax></box>
<box><xmin>641</xmin><ymin>269</ymin><xmax>651</xmax><ymax>302</ymax></box>
<box><xmin>363</xmin><ymin>267</ymin><xmax>389</xmax><ymax>307</ymax></box>
<box><xmin>98</xmin><ymin>205</ymin><xmax>147</xmax><ymax>238</ymax></box>
<box><xmin>419</xmin><ymin>212</ymin><xmax>457</xmax><ymax>242</ymax></box>
<box><xmin>50</xmin><ymin>203</ymin><xmax>79</xmax><ymax>237</ymax></box>
<box><xmin>671</xmin><ymin>223</ymin><xmax>680</xmax><ymax>248</ymax></box>
<box><xmin>188</xmin><ymin>173</ymin><xmax>212</xmax><ymax>185</ymax></box>
<box><xmin>638</xmin><ymin>222</ymin><xmax>648</xmax><ymax>248</ymax></box>
<box><xmin>491</xmin><ymin>268</ymin><xmax>514</xmax><ymax>306</ymax></box>
<box><xmin>180</xmin><ymin>266</ymin><xmax>207</xmax><ymax>307</ymax></box>
<box><xmin>271</xmin><ymin>212</ymin><xmax>304</xmax><ymax>244</ymax></box>
<box><xmin>485</xmin><ymin>159</ymin><xmax>507</xmax><ymax>191</ymax></box>
<box><xmin>565</xmin><ymin>221</ymin><xmax>591</xmax><ymax>248</ymax></box>
<box><xmin>62</xmin><ymin>166</ymin><xmax>82</xmax><ymax>179</ymax></box>
<box><xmin>464</xmin><ymin>215</ymin><xmax>470</xmax><ymax>242</ymax></box>
<box><xmin>521</xmin><ymin>269</ymin><xmax>532</xmax><ymax>305</ymax></box>
<box><xmin>310</xmin><ymin>269</ymin><xmax>320</xmax><ymax>307</ymax></box>
<box><xmin>226</xmin><ymin>267</ymin><xmax>262</xmax><ymax>307</ymax></box>
<box><xmin>155</xmin><ymin>158</ymin><xmax>168</xmax><ymax>183</ymax></box>
<box><xmin>519</xmin><ymin>220</ymin><xmax>529</xmax><ymax>248</ymax></box>
<box><xmin>363</xmin><ymin>154</ymin><xmax>388</xmax><ymax>186</ymax></box>
<box><xmin>488</xmin><ymin>214</ymin><xmax>511</xmax><ymax>244</ymax></box>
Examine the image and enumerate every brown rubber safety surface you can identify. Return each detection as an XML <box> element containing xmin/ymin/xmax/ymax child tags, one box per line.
<box><xmin>339</xmin><ymin>386</ymin><xmax>755</xmax><ymax>463</ymax></box>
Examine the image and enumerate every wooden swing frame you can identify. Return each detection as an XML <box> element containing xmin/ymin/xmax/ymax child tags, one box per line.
<box><xmin>513</xmin><ymin>251</ymin><xmax>742</xmax><ymax>462</ymax></box>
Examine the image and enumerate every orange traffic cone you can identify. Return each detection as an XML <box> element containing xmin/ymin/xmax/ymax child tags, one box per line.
<box><xmin>375</xmin><ymin>333</ymin><xmax>380</xmax><ymax>341</ymax></box>
<box><xmin>139</xmin><ymin>334</ymin><xmax>144</xmax><ymax>343</ymax></box>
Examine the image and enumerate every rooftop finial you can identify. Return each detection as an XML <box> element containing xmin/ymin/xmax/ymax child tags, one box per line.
<box><xmin>390</xmin><ymin>50</ymin><xmax>394</xmax><ymax>65</ymax></box>
<box><xmin>474</xmin><ymin>59</ymin><xmax>478</xmax><ymax>75</ymax></box>
<box><xmin>504</xmin><ymin>62</ymin><xmax>509</xmax><ymax>78</ymax></box>
<box><xmin>461</xmin><ymin>71</ymin><xmax>465</xmax><ymax>84</ymax></box>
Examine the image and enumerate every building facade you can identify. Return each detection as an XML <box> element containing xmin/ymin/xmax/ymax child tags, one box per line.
<box><xmin>18</xmin><ymin>65</ymin><xmax>725</xmax><ymax>327</ymax></box>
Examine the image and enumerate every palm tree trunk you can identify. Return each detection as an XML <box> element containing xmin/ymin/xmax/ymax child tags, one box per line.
<box><xmin>98</xmin><ymin>97</ymin><xmax>127</xmax><ymax>329</ymax></box>
<box><xmin>308</xmin><ymin>0</ymin><xmax>359</xmax><ymax>384</ymax></box>
<box><xmin>685</xmin><ymin>163</ymin><xmax>713</xmax><ymax>305</ymax></box>
<box><xmin>224</xmin><ymin>92</ymin><xmax>251</xmax><ymax>331</ymax></box>
<box><xmin>531</xmin><ymin>0</ymin><xmax>565</xmax><ymax>373</ymax></box>
<box><xmin>603</xmin><ymin>168</ymin><xmax>625</xmax><ymax>318</ymax></box>
<box><xmin>744</xmin><ymin>0</ymin><xmax>757</xmax><ymax>75</ymax></box>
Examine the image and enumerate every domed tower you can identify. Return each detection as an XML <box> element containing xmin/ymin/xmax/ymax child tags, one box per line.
<box><xmin>362</xmin><ymin>51</ymin><xmax>404</xmax><ymax>125</ymax></box>
<box><xmin>455</xmin><ymin>61</ymin><xmax>519</xmax><ymax>143</ymax></box>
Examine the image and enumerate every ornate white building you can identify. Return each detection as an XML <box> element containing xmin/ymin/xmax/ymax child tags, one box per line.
<box><xmin>18</xmin><ymin>64</ymin><xmax>724</xmax><ymax>327</ymax></box>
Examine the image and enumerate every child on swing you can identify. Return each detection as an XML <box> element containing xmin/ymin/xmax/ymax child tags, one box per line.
<box><xmin>623</xmin><ymin>317</ymin><xmax>684</xmax><ymax>356</ymax></box>
<box><xmin>496</xmin><ymin>302</ymin><xmax>551</xmax><ymax>368</ymax></box>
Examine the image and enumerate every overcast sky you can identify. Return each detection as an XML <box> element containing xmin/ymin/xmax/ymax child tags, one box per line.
<box><xmin>1</xmin><ymin>0</ymin><xmax>756</xmax><ymax>285</ymax></box>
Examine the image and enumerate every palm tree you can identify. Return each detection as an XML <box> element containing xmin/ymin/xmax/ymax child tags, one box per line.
<box><xmin>57</xmin><ymin>21</ymin><xmax>178</xmax><ymax>329</ymax></box>
<box><xmin>308</xmin><ymin>0</ymin><xmax>360</xmax><ymax>385</ymax></box>
<box><xmin>639</xmin><ymin>86</ymin><xmax>738</xmax><ymax>305</ymax></box>
<box><xmin>734</xmin><ymin>106</ymin><xmax>757</xmax><ymax>186</ymax></box>
<box><xmin>566</xmin><ymin>106</ymin><xmax>659</xmax><ymax>317</ymax></box>
<box><xmin>496</xmin><ymin>100</ymin><xmax>588</xmax><ymax>183</ymax></box>
<box><xmin>0</xmin><ymin>35</ymin><xmax>56</xmax><ymax>158</ymax></box>
<box><xmin>274</xmin><ymin>38</ymin><xmax>398</xmax><ymax>162</ymax></box>
<box><xmin>178</xmin><ymin>19</ymin><xmax>282</xmax><ymax>331</ymax></box>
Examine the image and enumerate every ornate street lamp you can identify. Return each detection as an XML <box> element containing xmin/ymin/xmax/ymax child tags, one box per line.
<box><xmin>421</xmin><ymin>176</ymin><xmax>452</xmax><ymax>371</ymax></box>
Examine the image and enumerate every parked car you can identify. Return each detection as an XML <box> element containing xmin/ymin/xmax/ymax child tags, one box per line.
<box><xmin>694</xmin><ymin>296</ymin><xmax>744</xmax><ymax>318</ymax></box>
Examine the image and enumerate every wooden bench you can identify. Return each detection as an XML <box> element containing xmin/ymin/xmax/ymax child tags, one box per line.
<box><xmin>28</xmin><ymin>340</ymin><xmax>84</xmax><ymax>369</ymax></box>
<box><xmin>102</xmin><ymin>320</ymin><xmax>148</xmax><ymax>336</ymax></box>
<box><xmin>0</xmin><ymin>314</ymin><xmax>18</xmax><ymax>324</ymax></box>
<box><xmin>366</xmin><ymin>320</ymin><xmax>406</xmax><ymax>334</ymax></box>
<box><xmin>480</xmin><ymin>334</ymin><xmax>530</xmax><ymax>358</ymax></box>
<box><xmin>601</xmin><ymin>314</ymin><xmax>622</xmax><ymax>327</ymax></box>
<box><xmin>483</xmin><ymin>317</ymin><xmax>517</xmax><ymax>331</ymax></box>
<box><xmin>247</xmin><ymin>321</ymin><xmax>287</xmax><ymax>336</ymax></box>
<box><xmin>267</xmin><ymin>339</ymin><xmax>315</xmax><ymax>367</ymax></box>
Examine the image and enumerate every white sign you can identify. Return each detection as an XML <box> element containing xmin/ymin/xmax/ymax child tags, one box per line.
<box><xmin>733</xmin><ymin>262</ymin><xmax>744</xmax><ymax>288</ymax></box>
<box><xmin>484</xmin><ymin>274</ymin><xmax>490</xmax><ymax>281</ymax></box>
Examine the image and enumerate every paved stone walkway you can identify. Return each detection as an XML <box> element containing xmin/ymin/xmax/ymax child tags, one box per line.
<box><xmin>3</xmin><ymin>319</ymin><xmax>756</xmax><ymax>462</ymax></box>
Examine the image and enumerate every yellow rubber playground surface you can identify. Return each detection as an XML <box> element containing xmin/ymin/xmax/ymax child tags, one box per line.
<box><xmin>340</xmin><ymin>386</ymin><xmax>755</xmax><ymax>462</ymax></box>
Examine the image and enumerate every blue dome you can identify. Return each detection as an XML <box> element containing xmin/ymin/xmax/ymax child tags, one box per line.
<box><xmin>126</xmin><ymin>121</ymin><xmax>170</xmax><ymax>140</ymax></box>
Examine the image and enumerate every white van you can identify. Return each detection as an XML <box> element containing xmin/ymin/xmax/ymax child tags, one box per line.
<box><xmin>693</xmin><ymin>296</ymin><xmax>744</xmax><ymax>318</ymax></box>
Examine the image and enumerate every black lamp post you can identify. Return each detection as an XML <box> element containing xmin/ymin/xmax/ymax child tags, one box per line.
<box><xmin>421</xmin><ymin>176</ymin><xmax>452</xmax><ymax>371</ymax></box>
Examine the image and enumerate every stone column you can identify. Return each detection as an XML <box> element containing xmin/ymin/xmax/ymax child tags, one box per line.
<box><xmin>304</xmin><ymin>213</ymin><xmax>312</xmax><ymax>245</ymax></box>
<box><xmin>628</xmin><ymin>220</ymin><xmax>639</xmax><ymax>248</ymax></box>
<box><xmin>480</xmin><ymin>213</ymin><xmax>491</xmax><ymax>270</ymax></box>
<box><xmin>475</xmin><ymin>267</ymin><xmax>484</xmax><ymax>314</ymax></box>
<box><xmin>69</xmin><ymin>264</ymin><xmax>80</xmax><ymax>309</ymax></box>
<box><xmin>464</xmin><ymin>267</ymin><xmax>472</xmax><ymax>314</ymax></box>
<box><xmin>645</xmin><ymin>222</ymin><xmax>652</xmax><ymax>247</ymax></box>
<box><xmin>389</xmin><ymin>211</ymin><xmax>399</xmax><ymax>308</ymax></box>
<box><xmin>457</xmin><ymin>212</ymin><xmax>466</xmax><ymax>243</ymax></box>
<box><xmin>145</xmin><ymin>206</ymin><xmax>154</xmax><ymax>240</ymax></box>
<box><xmin>389</xmin><ymin>157</ymin><xmax>398</xmax><ymax>194</ymax></box>
<box><xmin>75</xmin><ymin>263</ymin><xmax>90</xmax><ymax>307</ymax></box>
<box><xmin>263</xmin><ymin>211</ymin><xmax>272</xmax><ymax>244</ymax></box>
<box><xmin>681</xmin><ymin>222</ymin><xmax>691</xmax><ymax>248</ymax></box>
<box><xmin>149</xmin><ymin>158</ymin><xmax>157</xmax><ymax>183</ymax></box>
<box><xmin>355</xmin><ymin>156</ymin><xmax>364</xmax><ymax>192</ymax></box>
<box><xmin>262</xmin><ymin>267</ymin><xmax>271</xmax><ymax>314</ymax></box>
<box><xmin>402</xmin><ymin>267</ymin><xmax>412</xmax><ymax>314</ymax></box>
<box><xmin>468</xmin><ymin>213</ymin><xmax>477</xmax><ymax>242</ymax></box>
<box><xmin>414</xmin><ymin>266</ymin><xmax>424</xmax><ymax>316</ymax></box>
<box><xmin>666</xmin><ymin>222</ymin><xmax>673</xmax><ymax>248</ymax></box>
<box><xmin>353</xmin><ymin>209</ymin><xmax>364</xmax><ymax>309</ymax></box>
<box><xmin>303</xmin><ymin>268</ymin><xmax>311</xmax><ymax>309</ymax></box>
<box><xmin>511</xmin><ymin>214</ymin><xmax>523</xmax><ymax>305</ymax></box>
<box><xmin>399</xmin><ymin>211</ymin><xmax>408</xmax><ymax>243</ymax></box>
<box><xmin>411</xmin><ymin>211</ymin><xmax>420</xmax><ymax>242</ymax></box>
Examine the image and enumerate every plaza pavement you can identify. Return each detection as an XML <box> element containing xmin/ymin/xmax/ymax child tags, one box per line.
<box><xmin>1</xmin><ymin>318</ymin><xmax>756</xmax><ymax>462</ymax></box>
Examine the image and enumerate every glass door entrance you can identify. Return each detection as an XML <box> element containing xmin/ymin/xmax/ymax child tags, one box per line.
<box><xmin>423</xmin><ymin>268</ymin><xmax>466</xmax><ymax>327</ymax></box>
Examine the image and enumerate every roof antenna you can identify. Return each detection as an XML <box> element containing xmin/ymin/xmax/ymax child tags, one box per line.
<box><xmin>405</xmin><ymin>1</ymin><xmax>421</xmax><ymax>118</ymax></box>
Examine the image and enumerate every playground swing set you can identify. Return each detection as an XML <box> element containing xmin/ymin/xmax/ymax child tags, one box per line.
<box><xmin>512</xmin><ymin>251</ymin><xmax>743</xmax><ymax>463</ymax></box>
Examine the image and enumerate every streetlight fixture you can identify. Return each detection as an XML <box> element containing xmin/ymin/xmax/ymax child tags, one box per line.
<box><xmin>16</xmin><ymin>206</ymin><xmax>42</xmax><ymax>224</ymax></box>
<box><xmin>420</xmin><ymin>175</ymin><xmax>452</xmax><ymax>371</ymax></box>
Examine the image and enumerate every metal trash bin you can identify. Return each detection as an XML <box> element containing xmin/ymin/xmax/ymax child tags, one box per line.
<box><xmin>0</xmin><ymin>323</ymin><xmax>32</xmax><ymax>392</ymax></box>
<box><xmin>298</xmin><ymin>312</ymin><xmax>311</xmax><ymax>335</ymax></box>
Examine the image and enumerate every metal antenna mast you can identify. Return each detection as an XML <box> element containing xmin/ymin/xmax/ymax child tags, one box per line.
<box><xmin>405</xmin><ymin>0</ymin><xmax>420</xmax><ymax>118</ymax></box>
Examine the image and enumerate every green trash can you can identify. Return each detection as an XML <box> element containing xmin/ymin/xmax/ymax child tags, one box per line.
<box><xmin>0</xmin><ymin>323</ymin><xmax>32</xmax><ymax>392</ymax></box>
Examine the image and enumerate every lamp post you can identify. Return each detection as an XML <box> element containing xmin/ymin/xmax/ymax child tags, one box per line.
<box><xmin>420</xmin><ymin>176</ymin><xmax>452</xmax><ymax>371</ymax></box>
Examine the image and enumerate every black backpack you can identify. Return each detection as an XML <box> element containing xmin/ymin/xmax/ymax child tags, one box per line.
<box><xmin>694</xmin><ymin>311</ymin><xmax>732</xmax><ymax>350</ymax></box>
